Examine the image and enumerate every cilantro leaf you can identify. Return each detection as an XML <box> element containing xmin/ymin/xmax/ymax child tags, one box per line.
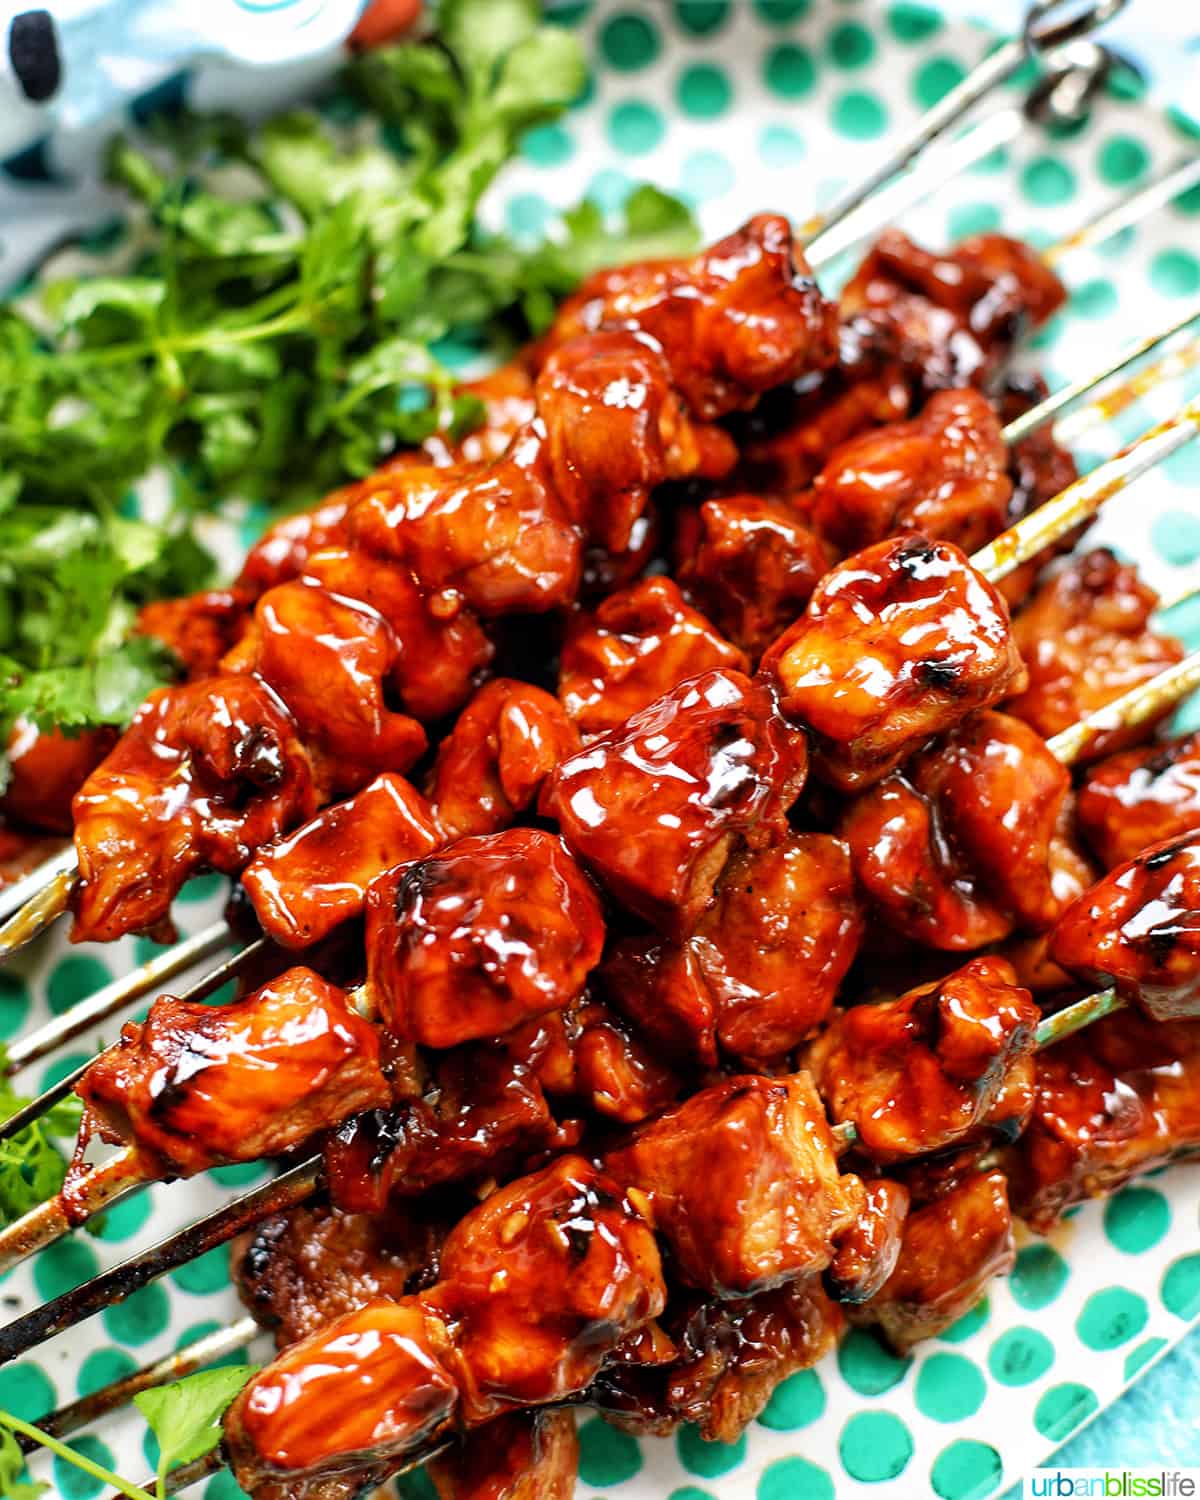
<box><xmin>0</xmin><ymin>1042</ymin><xmax>83</xmax><ymax>1228</ymax></box>
<box><xmin>0</xmin><ymin>5</ymin><xmax>693</xmax><ymax>745</ymax></box>
<box><xmin>135</xmin><ymin>1366</ymin><xmax>258</xmax><ymax>1494</ymax></box>
<box><xmin>0</xmin><ymin>1429</ymin><xmax>46</xmax><ymax>1500</ymax></box>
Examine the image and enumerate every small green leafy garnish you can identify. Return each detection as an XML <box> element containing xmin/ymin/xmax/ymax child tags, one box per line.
<box><xmin>0</xmin><ymin>1428</ymin><xmax>46</xmax><ymax>1500</ymax></box>
<box><xmin>0</xmin><ymin>1042</ymin><xmax>83</xmax><ymax>1226</ymax></box>
<box><xmin>0</xmin><ymin>0</ymin><xmax>699</xmax><ymax>746</ymax></box>
<box><xmin>0</xmin><ymin>1411</ymin><xmax>153</xmax><ymax>1500</ymax></box>
<box><xmin>135</xmin><ymin>1366</ymin><xmax>260</xmax><ymax>1497</ymax></box>
<box><xmin>0</xmin><ymin>1366</ymin><xmax>259</xmax><ymax>1500</ymax></box>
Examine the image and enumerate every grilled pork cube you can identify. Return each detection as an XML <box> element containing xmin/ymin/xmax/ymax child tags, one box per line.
<box><xmin>1051</xmin><ymin>833</ymin><xmax>1200</xmax><ymax>1020</ymax></box>
<box><xmin>366</xmin><ymin>828</ymin><xmax>604</xmax><ymax>1048</ymax></box>
<box><xmin>1077</xmin><ymin>732</ymin><xmax>1200</xmax><ymax>870</ymax></box>
<box><xmin>242</xmin><ymin>773</ymin><xmax>440</xmax><ymax>949</ymax></box>
<box><xmin>761</xmin><ymin>534</ymin><xmax>1025</xmax><ymax>791</ymax></box>
<box><xmin>806</xmin><ymin>957</ymin><xmax>1039</xmax><ymax>1165</ymax></box>
<box><xmin>606</xmin><ymin>1073</ymin><xmax>864</xmax><ymax>1297</ymax></box>
<box><xmin>426</xmin><ymin>678</ymin><xmax>581</xmax><ymax>843</ymax></box>
<box><xmin>1005</xmin><ymin>548</ymin><xmax>1184</xmax><ymax>759</ymax></box>
<box><xmin>429</xmin><ymin>1411</ymin><xmax>579</xmax><ymax>1500</ymax></box>
<box><xmin>542</xmin><ymin>669</ymin><xmax>807</xmax><ymax>937</ymax></box>
<box><xmin>558</xmin><ymin>577</ymin><xmax>747</xmax><ymax>737</ymax></box>
<box><xmin>544</xmin><ymin>213</ymin><xmax>838</xmax><ymax>422</ymax></box>
<box><xmin>824</xmin><ymin>1179</ymin><xmax>911</xmax><ymax>1305</ymax></box>
<box><xmin>75</xmin><ymin>967</ymin><xmax>389</xmax><ymax>1178</ymax></box>
<box><xmin>849</xmin><ymin>1170</ymin><xmax>1015</xmax><ymax>1352</ymax></box>
<box><xmin>71</xmin><ymin>674</ymin><xmax>317</xmax><ymax>943</ymax></box>
<box><xmin>809</xmin><ymin>388</ymin><xmax>1012</xmax><ymax>556</ymax></box>
<box><xmin>1007</xmin><ymin>1010</ymin><xmax>1200</xmax><ymax>1231</ymax></box>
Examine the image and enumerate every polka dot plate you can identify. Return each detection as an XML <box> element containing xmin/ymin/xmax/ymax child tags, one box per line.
<box><xmin>3</xmin><ymin>3</ymin><xmax>1200</xmax><ymax>1498</ymax></box>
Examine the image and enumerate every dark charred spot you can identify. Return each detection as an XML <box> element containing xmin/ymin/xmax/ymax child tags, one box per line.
<box><xmin>1141</xmin><ymin>840</ymin><xmax>1190</xmax><ymax>871</ymax></box>
<box><xmin>894</xmin><ymin>538</ymin><xmax>940</xmax><ymax>575</ymax></box>
<box><xmin>394</xmin><ymin>857</ymin><xmax>449</xmax><ymax>913</ymax></box>
<box><xmin>917</xmin><ymin>658</ymin><xmax>961</xmax><ymax>689</ymax></box>
<box><xmin>233</xmin><ymin>727</ymin><xmax>286</xmax><ymax>789</ymax></box>
<box><xmin>1146</xmin><ymin>926</ymin><xmax>1179</xmax><ymax>965</ymax></box>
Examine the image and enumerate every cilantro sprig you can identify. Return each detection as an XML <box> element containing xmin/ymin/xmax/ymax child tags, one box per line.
<box><xmin>0</xmin><ymin>0</ymin><xmax>699</xmax><ymax>745</ymax></box>
<box><xmin>0</xmin><ymin>1365</ymin><xmax>258</xmax><ymax>1500</ymax></box>
<box><xmin>0</xmin><ymin>1042</ymin><xmax>83</xmax><ymax>1226</ymax></box>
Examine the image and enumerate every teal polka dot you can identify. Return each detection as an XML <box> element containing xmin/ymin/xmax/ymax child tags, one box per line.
<box><xmin>53</xmin><ymin>1436</ymin><xmax>116</xmax><ymax>1500</ymax></box>
<box><xmin>1077</xmin><ymin>1287</ymin><xmax>1148</xmax><ymax>1350</ymax></box>
<box><xmin>521</xmin><ymin>122</ymin><xmax>574</xmax><ymax>166</ymax></box>
<box><xmin>587</xmin><ymin>167</ymin><xmax>634</xmax><ymax>213</ymax></box>
<box><xmin>758</xmin><ymin>1457</ymin><xmax>834</xmax><ymax>1500</ymax></box>
<box><xmin>764</xmin><ymin>43</ymin><xmax>816</xmax><ymax>100</ymax></box>
<box><xmin>504</xmin><ymin>192</ymin><xmax>553</xmax><ymax>242</ymax></box>
<box><xmin>1125</xmin><ymin>1336</ymin><xmax>1168</xmax><ymax>1381</ymax></box>
<box><xmin>1010</xmin><ymin>1245</ymin><xmax>1070</xmax><ymax>1310</ymax></box>
<box><xmin>1173</xmin><ymin>181</ymin><xmax>1200</xmax><ymax>217</ymax></box>
<box><xmin>1103</xmin><ymin>1186</ymin><xmax>1171</xmax><ymax>1253</ymax></box>
<box><xmin>758</xmin><ymin>124</ymin><xmax>805</xmax><ymax>166</ymax></box>
<box><xmin>607</xmin><ymin>100</ymin><xmax>666</xmax><ymax>155</ymax></box>
<box><xmin>939</xmin><ymin>1295</ymin><xmax>990</xmax><ymax>1342</ymax></box>
<box><xmin>177</xmin><ymin>873</ymin><xmax>225</xmax><ymax>905</ymax></box>
<box><xmin>915</xmin><ymin>1352</ymin><xmax>987</xmax><ymax>1422</ymax></box>
<box><xmin>1098</xmin><ymin>135</ymin><xmax>1150</xmax><ymax>186</ymax></box>
<box><xmin>40</xmin><ymin>1051</ymin><xmax>91</xmax><ymax>1093</ymax></box>
<box><xmin>102</xmin><ymin>1280</ymin><xmax>171</xmax><ymax>1346</ymax></box>
<box><xmin>170</xmin><ymin>1244</ymin><xmax>231</xmax><ymax>1295</ymax></box>
<box><xmin>34</xmin><ymin>1237</ymin><xmax>100</xmax><ymax>1301</ymax></box>
<box><xmin>888</xmin><ymin>2</ymin><xmax>942</xmax><ymax>41</ymax></box>
<box><xmin>1164</xmin><ymin>442</ymin><xmax>1200</xmax><ymax>488</ymax></box>
<box><xmin>0</xmin><ymin>1361</ymin><xmax>55</xmax><ymax>1420</ymax></box>
<box><xmin>1097</xmin><ymin>225</ymin><xmax>1138</xmax><ymax>259</ymax></box>
<box><xmin>77</xmin><ymin>1346</ymin><xmax>137</xmax><ymax>1398</ymax></box>
<box><xmin>1106</xmin><ymin>61</ymin><xmax>1148</xmax><ymax>104</ymax></box>
<box><xmin>143</xmin><ymin>1426</ymin><xmax>160</xmax><ymax>1475</ymax></box>
<box><xmin>1034</xmin><ymin>1382</ymin><xmax>1099</xmax><ymax>1440</ymax></box>
<box><xmin>395</xmin><ymin>1469</ymin><xmax>438</xmax><ymax>1500</ymax></box>
<box><xmin>0</xmin><ymin>972</ymin><xmax>31</xmax><ymax>1038</ymax></box>
<box><xmin>837</xmin><ymin>1326</ymin><xmax>912</xmax><ymax>1394</ymax></box>
<box><xmin>238</xmin><ymin>502</ymin><xmax>271</xmax><ymax>552</ymax></box>
<box><xmin>840</xmin><ymin>1410</ymin><xmax>914</xmax><ymax>1481</ymax></box>
<box><xmin>677</xmin><ymin>1424</ymin><xmax>745</xmax><ymax>1478</ymax></box>
<box><xmin>913</xmin><ymin>56</ymin><xmax>967</xmax><ymax>109</ymax></box>
<box><xmin>577</xmin><ymin>1417</ymin><xmax>642</xmax><ymax>1485</ymax></box>
<box><xmin>827</xmin><ymin>21</ymin><xmax>875</xmax><ymax>69</ymax></box>
<box><xmin>176</xmin><ymin>1319</ymin><xmax>251</xmax><ymax>1370</ymax></box>
<box><xmin>947</xmin><ymin>202</ymin><xmax>1001</xmax><ymax>240</ymax></box>
<box><xmin>1162</xmin><ymin>1253</ymin><xmax>1200</xmax><ymax>1319</ymax></box>
<box><xmin>1021</xmin><ymin>157</ymin><xmax>1077</xmax><ymax>206</ymax></box>
<box><xmin>206</xmin><ymin>1472</ymin><xmax>251</xmax><ymax>1500</ymax></box>
<box><xmin>47</xmin><ymin>956</ymin><xmax>111</xmax><ymax>1017</ymax></box>
<box><xmin>680</xmin><ymin>149</ymin><xmax>735</xmax><ymax>202</ymax></box>
<box><xmin>600</xmin><ymin>13</ymin><xmax>661</xmax><ymax>71</ymax></box>
<box><xmin>546</xmin><ymin>0</ymin><xmax>591</xmax><ymax>24</ymax></box>
<box><xmin>1150</xmin><ymin>249</ymin><xmax>1200</xmax><ymax>297</ymax></box>
<box><xmin>754</xmin><ymin>0</ymin><xmax>812</xmax><ymax>23</ymax></box>
<box><xmin>674</xmin><ymin>1</ymin><xmax>730</xmax><ymax>35</ymax></box>
<box><xmin>931</xmin><ymin>1440</ymin><xmax>1003</xmax><ymax>1500</ymax></box>
<box><xmin>93</xmin><ymin>1188</ymin><xmax>154</xmax><ymax>1243</ymax></box>
<box><xmin>988</xmin><ymin>1327</ymin><xmax>1054</xmax><ymax>1386</ymax></box>
<box><xmin>758</xmin><ymin>1368</ymin><xmax>825</xmax><ymax>1430</ymax></box>
<box><xmin>669</xmin><ymin>1490</ymin><xmax>716</xmax><ymax>1500</ymax></box>
<box><xmin>832</xmin><ymin>90</ymin><xmax>889</xmax><ymax>140</ymax></box>
<box><xmin>676</xmin><ymin>64</ymin><xmax>732</xmax><ymax>119</ymax></box>
<box><xmin>1070</xmin><ymin>278</ymin><xmax>1119</xmax><ymax>319</ymax></box>
<box><xmin>209</xmin><ymin>1162</ymin><xmax>267</xmax><ymax>1189</ymax></box>
<box><xmin>77</xmin><ymin>218</ymin><xmax>127</xmax><ymax>256</ymax></box>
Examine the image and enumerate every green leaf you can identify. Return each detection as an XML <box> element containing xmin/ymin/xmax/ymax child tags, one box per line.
<box><xmin>490</xmin><ymin>27</ymin><xmax>588</xmax><ymax>126</ymax></box>
<box><xmin>134</xmin><ymin>1366</ymin><xmax>258</xmax><ymax>1487</ymax></box>
<box><xmin>0</xmin><ymin>1041</ymin><xmax>83</xmax><ymax>1230</ymax></box>
<box><xmin>438</xmin><ymin>0</ymin><xmax>540</xmax><ymax>81</ymax></box>
<box><xmin>0</xmin><ymin>1428</ymin><xmax>46</xmax><ymax>1500</ymax></box>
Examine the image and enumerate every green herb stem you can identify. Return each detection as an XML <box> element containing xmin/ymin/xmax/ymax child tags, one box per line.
<box><xmin>0</xmin><ymin>1413</ymin><xmax>155</xmax><ymax>1500</ymax></box>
